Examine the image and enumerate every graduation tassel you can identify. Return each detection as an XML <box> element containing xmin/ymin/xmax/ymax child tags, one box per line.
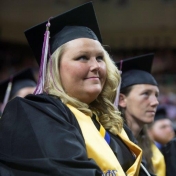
<box><xmin>1</xmin><ymin>77</ymin><xmax>13</xmax><ymax>113</ymax></box>
<box><xmin>114</xmin><ymin>60</ymin><xmax>123</xmax><ymax>108</ymax></box>
<box><xmin>34</xmin><ymin>19</ymin><xmax>51</xmax><ymax>95</ymax></box>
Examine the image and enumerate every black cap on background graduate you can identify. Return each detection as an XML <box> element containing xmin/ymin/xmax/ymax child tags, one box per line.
<box><xmin>24</xmin><ymin>2</ymin><xmax>101</xmax><ymax>95</ymax></box>
<box><xmin>113</xmin><ymin>53</ymin><xmax>158</xmax><ymax>107</ymax></box>
<box><xmin>116</xmin><ymin>53</ymin><xmax>158</xmax><ymax>90</ymax></box>
<box><xmin>0</xmin><ymin>68</ymin><xmax>36</xmax><ymax>113</ymax></box>
<box><xmin>154</xmin><ymin>107</ymin><xmax>168</xmax><ymax>121</ymax></box>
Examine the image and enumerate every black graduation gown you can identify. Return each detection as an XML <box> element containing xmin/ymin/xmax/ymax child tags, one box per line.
<box><xmin>0</xmin><ymin>94</ymin><xmax>135</xmax><ymax>176</ymax></box>
<box><xmin>161</xmin><ymin>137</ymin><xmax>176</xmax><ymax>176</ymax></box>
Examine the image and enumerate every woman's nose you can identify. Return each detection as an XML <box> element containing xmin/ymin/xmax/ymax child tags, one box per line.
<box><xmin>90</xmin><ymin>58</ymin><xmax>100</xmax><ymax>71</ymax></box>
<box><xmin>151</xmin><ymin>96</ymin><xmax>159</xmax><ymax>106</ymax></box>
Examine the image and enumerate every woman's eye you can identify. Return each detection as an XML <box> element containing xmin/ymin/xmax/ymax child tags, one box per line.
<box><xmin>143</xmin><ymin>92</ymin><xmax>149</xmax><ymax>96</ymax></box>
<box><xmin>77</xmin><ymin>56</ymin><xmax>88</xmax><ymax>60</ymax></box>
<box><xmin>155</xmin><ymin>92</ymin><xmax>159</xmax><ymax>98</ymax></box>
<box><xmin>96</xmin><ymin>56</ymin><xmax>104</xmax><ymax>61</ymax></box>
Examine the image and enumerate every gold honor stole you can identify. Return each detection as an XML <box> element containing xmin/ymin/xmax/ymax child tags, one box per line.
<box><xmin>67</xmin><ymin>104</ymin><xmax>142</xmax><ymax>176</ymax></box>
<box><xmin>151</xmin><ymin>143</ymin><xmax>166</xmax><ymax>176</ymax></box>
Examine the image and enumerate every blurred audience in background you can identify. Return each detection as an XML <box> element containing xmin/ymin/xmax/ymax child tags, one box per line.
<box><xmin>147</xmin><ymin>106</ymin><xmax>175</xmax><ymax>150</ymax></box>
<box><xmin>0</xmin><ymin>68</ymin><xmax>37</xmax><ymax>114</ymax></box>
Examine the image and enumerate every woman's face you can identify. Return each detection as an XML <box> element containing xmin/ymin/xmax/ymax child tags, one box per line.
<box><xmin>59</xmin><ymin>38</ymin><xmax>107</xmax><ymax>104</ymax></box>
<box><xmin>119</xmin><ymin>84</ymin><xmax>159</xmax><ymax>125</ymax></box>
<box><xmin>149</xmin><ymin>119</ymin><xmax>175</xmax><ymax>145</ymax></box>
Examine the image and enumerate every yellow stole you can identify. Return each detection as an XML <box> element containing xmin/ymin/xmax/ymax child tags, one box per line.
<box><xmin>151</xmin><ymin>143</ymin><xmax>166</xmax><ymax>176</ymax></box>
<box><xmin>67</xmin><ymin>104</ymin><xmax>143</xmax><ymax>176</ymax></box>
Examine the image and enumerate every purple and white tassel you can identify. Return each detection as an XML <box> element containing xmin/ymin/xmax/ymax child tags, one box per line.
<box><xmin>114</xmin><ymin>60</ymin><xmax>123</xmax><ymax>108</ymax></box>
<box><xmin>1</xmin><ymin>77</ymin><xmax>13</xmax><ymax>113</ymax></box>
<box><xmin>34</xmin><ymin>20</ymin><xmax>51</xmax><ymax>95</ymax></box>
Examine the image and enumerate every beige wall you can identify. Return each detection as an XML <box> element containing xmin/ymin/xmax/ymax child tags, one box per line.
<box><xmin>1</xmin><ymin>0</ymin><xmax>176</xmax><ymax>48</ymax></box>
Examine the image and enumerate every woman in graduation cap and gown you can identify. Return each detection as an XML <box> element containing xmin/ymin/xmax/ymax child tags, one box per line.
<box><xmin>0</xmin><ymin>2</ymin><xmax>145</xmax><ymax>176</ymax></box>
<box><xmin>116</xmin><ymin>54</ymin><xmax>166</xmax><ymax>176</ymax></box>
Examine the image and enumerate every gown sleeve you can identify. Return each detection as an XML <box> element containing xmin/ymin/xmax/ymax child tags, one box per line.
<box><xmin>161</xmin><ymin>137</ymin><xmax>176</xmax><ymax>176</ymax></box>
<box><xmin>0</xmin><ymin>94</ymin><xmax>103</xmax><ymax>176</ymax></box>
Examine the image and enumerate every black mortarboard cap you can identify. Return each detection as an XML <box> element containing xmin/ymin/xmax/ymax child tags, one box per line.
<box><xmin>154</xmin><ymin>107</ymin><xmax>168</xmax><ymax>121</ymax></box>
<box><xmin>25</xmin><ymin>2</ymin><xmax>102</xmax><ymax>65</ymax></box>
<box><xmin>0</xmin><ymin>68</ymin><xmax>36</xmax><ymax>103</ymax></box>
<box><xmin>116</xmin><ymin>53</ymin><xmax>158</xmax><ymax>89</ymax></box>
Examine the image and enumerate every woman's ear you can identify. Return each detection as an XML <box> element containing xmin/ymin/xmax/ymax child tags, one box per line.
<box><xmin>118</xmin><ymin>93</ymin><xmax>127</xmax><ymax>108</ymax></box>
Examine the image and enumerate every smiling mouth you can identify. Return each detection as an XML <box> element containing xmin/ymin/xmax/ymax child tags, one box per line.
<box><xmin>85</xmin><ymin>77</ymin><xmax>100</xmax><ymax>79</ymax></box>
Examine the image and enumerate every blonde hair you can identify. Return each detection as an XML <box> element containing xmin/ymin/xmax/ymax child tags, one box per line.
<box><xmin>44</xmin><ymin>41</ymin><xmax>123</xmax><ymax>134</ymax></box>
